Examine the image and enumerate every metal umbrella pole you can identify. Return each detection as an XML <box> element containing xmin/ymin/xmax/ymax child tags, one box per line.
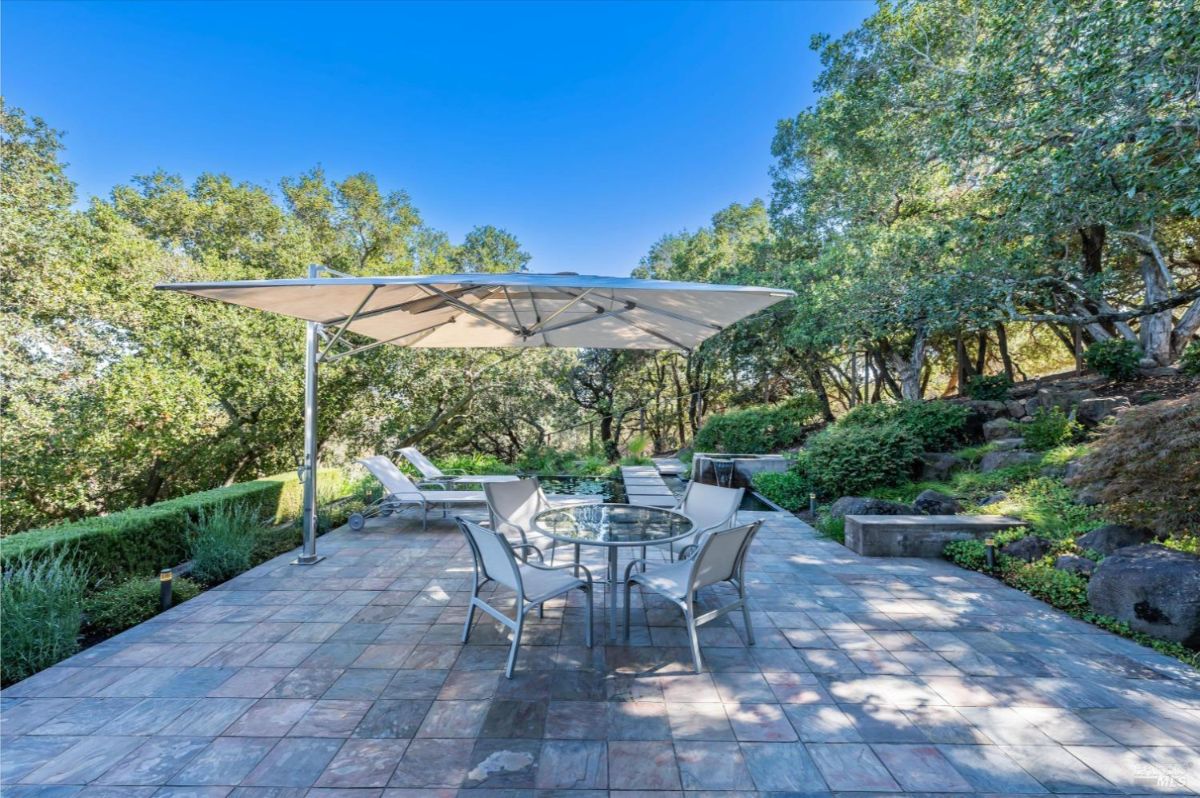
<box><xmin>296</xmin><ymin>264</ymin><xmax>324</xmax><ymax>565</ymax></box>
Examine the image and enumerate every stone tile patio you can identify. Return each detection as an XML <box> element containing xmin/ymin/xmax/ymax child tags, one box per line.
<box><xmin>3</xmin><ymin>508</ymin><xmax>1199</xmax><ymax>797</ymax></box>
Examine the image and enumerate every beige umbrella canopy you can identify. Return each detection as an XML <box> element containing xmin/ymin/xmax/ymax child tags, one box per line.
<box><xmin>157</xmin><ymin>269</ymin><xmax>794</xmax><ymax>561</ymax></box>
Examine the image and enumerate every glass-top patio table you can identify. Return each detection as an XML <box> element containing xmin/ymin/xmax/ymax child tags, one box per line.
<box><xmin>532</xmin><ymin>503</ymin><xmax>694</xmax><ymax>640</ymax></box>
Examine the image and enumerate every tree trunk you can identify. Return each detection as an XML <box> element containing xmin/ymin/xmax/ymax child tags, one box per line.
<box><xmin>995</xmin><ymin>322</ymin><xmax>1015</xmax><ymax>382</ymax></box>
<box><xmin>804</xmin><ymin>360</ymin><xmax>836</xmax><ymax>423</ymax></box>
<box><xmin>882</xmin><ymin>329</ymin><xmax>927</xmax><ymax>401</ymax></box>
<box><xmin>973</xmin><ymin>331</ymin><xmax>988</xmax><ymax>376</ymax></box>
<box><xmin>599</xmin><ymin>414</ymin><xmax>619</xmax><ymax>462</ymax></box>
<box><xmin>1080</xmin><ymin>224</ymin><xmax>1106</xmax><ymax>278</ymax></box>
<box><xmin>1139</xmin><ymin>249</ymin><xmax>1173</xmax><ymax>365</ymax></box>
<box><xmin>1171</xmin><ymin>297</ymin><xmax>1200</xmax><ymax>360</ymax></box>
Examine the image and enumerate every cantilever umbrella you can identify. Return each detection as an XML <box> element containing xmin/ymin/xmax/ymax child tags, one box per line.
<box><xmin>157</xmin><ymin>267</ymin><xmax>794</xmax><ymax>563</ymax></box>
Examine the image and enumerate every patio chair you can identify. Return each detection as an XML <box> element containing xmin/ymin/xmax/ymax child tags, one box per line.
<box><xmin>398</xmin><ymin>446</ymin><xmax>520</xmax><ymax>486</ymax></box>
<box><xmin>350</xmin><ymin>455</ymin><xmax>486</xmax><ymax>531</ymax></box>
<box><xmin>484</xmin><ymin>478</ymin><xmax>600</xmax><ymax>563</ymax></box>
<box><xmin>666</xmin><ymin>481</ymin><xmax>744</xmax><ymax>560</ymax></box>
<box><xmin>457</xmin><ymin>517</ymin><xmax>594</xmax><ymax>677</ymax></box>
<box><xmin>623</xmin><ymin>520</ymin><xmax>762</xmax><ymax>672</ymax></box>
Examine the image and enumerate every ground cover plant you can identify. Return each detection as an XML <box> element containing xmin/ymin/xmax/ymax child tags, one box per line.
<box><xmin>1083</xmin><ymin>338</ymin><xmax>1143</xmax><ymax>381</ymax></box>
<box><xmin>188</xmin><ymin>504</ymin><xmax>263</xmax><ymax>585</ymax></box>
<box><xmin>84</xmin><ymin>574</ymin><xmax>202</xmax><ymax>635</ymax></box>
<box><xmin>1</xmin><ymin>552</ymin><xmax>89</xmax><ymax>685</ymax></box>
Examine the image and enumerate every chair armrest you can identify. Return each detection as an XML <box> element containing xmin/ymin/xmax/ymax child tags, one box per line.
<box><xmin>440</xmin><ymin>468</ymin><xmax>469</xmax><ymax>475</ymax></box>
<box><xmin>512</xmin><ymin>543</ymin><xmax>545</xmax><ymax>564</ymax></box>
<box><xmin>623</xmin><ymin>558</ymin><xmax>651</xmax><ymax>582</ymax></box>
<box><xmin>417</xmin><ymin>481</ymin><xmax>449</xmax><ymax>491</ymax></box>
<box><xmin>528</xmin><ymin>560</ymin><xmax>593</xmax><ymax>588</ymax></box>
<box><xmin>678</xmin><ymin>543</ymin><xmax>700</xmax><ymax>560</ymax></box>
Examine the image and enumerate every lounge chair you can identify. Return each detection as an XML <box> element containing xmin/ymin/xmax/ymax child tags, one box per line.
<box><xmin>458</xmin><ymin>517</ymin><xmax>594</xmax><ymax>677</ymax></box>
<box><xmin>624</xmin><ymin>520</ymin><xmax>762</xmax><ymax>672</ymax></box>
<box><xmin>350</xmin><ymin>455</ymin><xmax>486</xmax><ymax>531</ymax></box>
<box><xmin>398</xmin><ymin>446</ymin><xmax>520</xmax><ymax>486</ymax></box>
<box><xmin>666</xmin><ymin>481</ymin><xmax>743</xmax><ymax>560</ymax></box>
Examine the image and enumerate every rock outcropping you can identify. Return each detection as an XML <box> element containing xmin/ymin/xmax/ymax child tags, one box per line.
<box><xmin>1087</xmin><ymin>545</ymin><xmax>1200</xmax><ymax>647</ymax></box>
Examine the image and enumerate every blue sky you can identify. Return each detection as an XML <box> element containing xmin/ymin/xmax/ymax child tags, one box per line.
<box><xmin>3</xmin><ymin>0</ymin><xmax>871</xmax><ymax>276</ymax></box>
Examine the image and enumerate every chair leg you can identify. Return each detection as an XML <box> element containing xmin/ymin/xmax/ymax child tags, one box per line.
<box><xmin>462</xmin><ymin>597</ymin><xmax>478</xmax><ymax>643</ymax></box>
<box><xmin>640</xmin><ymin>546</ymin><xmax>647</xmax><ymax>571</ymax></box>
<box><xmin>583</xmin><ymin>586</ymin><xmax>594</xmax><ymax>648</ymax></box>
<box><xmin>684</xmin><ymin>608</ymin><xmax>703</xmax><ymax>672</ymax></box>
<box><xmin>623</xmin><ymin>579</ymin><xmax>635</xmax><ymax>640</ymax></box>
<box><xmin>505</xmin><ymin>607</ymin><xmax>525</xmax><ymax>679</ymax></box>
<box><xmin>740</xmin><ymin>595</ymin><xmax>756</xmax><ymax>646</ymax></box>
<box><xmin>538</xmin><ymin>603</ymin><xmax>544</xmax><ymax>619</ymax></box>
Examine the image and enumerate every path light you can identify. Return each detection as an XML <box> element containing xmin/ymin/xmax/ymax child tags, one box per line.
<box><xmin>985</xmin><ymin>538</ymin><xmax>996</xmax><ymax>573</ymax></box>
<box><xmin>160</xmin><ymin>568</ymin><xmax>173</xmax><ymax>611</ymax></box>
<box><xmin>809</xmin><ymin>493</ymin><xmax>817</xmax><ymax>516</ymax></box>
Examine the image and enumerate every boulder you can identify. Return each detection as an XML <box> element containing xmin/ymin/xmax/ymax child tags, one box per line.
<box><xmin>1054</xmin><ymin>554</ymin><xmax>1096</xmax><ymax>577</ymax></box>
<box><xmin>1075</xmin><ymin>524</ymin><xmax>1161</xmax><ymax>556</ymax></box>
<box><xmin>1005</xmin><ymin>399</ymin><xmax>1028</xmax><ymax>419</ymax></box>
<box><xmin>978</xmin><ymin>492</ymin><xmax>1007</xmax><ymax>507</ymax></box>
<box><xmin>1063</xmin><ymin>460</ymin><xmax>1086</xmax><ymax>481</ymax></box>
<box><xmin>1138</xmin><ymin>365</ymin><xmax>1179</xmax><ymax>377</ymax></box>
<box><xmin>964</xmin><ymin>400</ymin><xmax>1008</xmax><ymax>419</ymax></box>
<box><xmin>979</xmin><ymin>450</ymin><xmax>1039</xmax><ymax>473</ymax></box>
<box><xmin>1026</xmin><ymin>387</ymin><xmax>1096</xmax><ymax>415</ymax></box>
<box><xmin>992</xmin><ymin>437</ymin><xmax>1026</xmax><ymax>451</ymax></box>
<box><xmin>1074</xmin><ymin>485</ymin><xmax>1106</xmax><ymax>506</ymax></box>
<box><xmin>919</xmin><ymin>452</ymin><xmax>967</xmax><ymax>482</ymax></box>
<box><xmin>828</xmin><ymin>496</ymin><xmax>912</xmax><ymax>519</ymax></box>
<box><xmin>1076</xmin><ymin>396</ymin><xmax>1130</xmax><ymax>427</ymax></box>
<box><xmin>1087</xmin><ymin>545</ymin><xmax>1200</xmax><ymax>647</ymax></box>
<box><xmin>983</xmin><ymin>418</ymin><xmax>1016</xmax><ymax>442</ymax></box>
<box><xmin>1001</xmin><ymin>535</ymin><xmax>1054</xmax><ymax>562</ymax></box>
<box><xmin>913</xmin><ymin>489</ymin><xmax>962</xmax><ymax>515</ymax></box>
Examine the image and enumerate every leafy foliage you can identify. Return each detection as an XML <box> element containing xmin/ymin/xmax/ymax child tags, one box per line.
<box><xmin>1068</xmin><ymin>393</ymin><xmax>1200</xmax><ymax>534</ymax></box>
<box><xmin>187</xmin><ymin>504</ymin><xmax>260</xmax><ymax>586</ymax></box>
<box><xmin>1023</xmin><ymin>407</ymin><xmax>1084</xmax><ymax>452</ymax></box>
<box><xmin>1084</xmin><ymin>339</ymin><xmax>1143</xmax><ymax>381</ymax></box>
<box><xmin>839</xmin><ymin>400</ymin><xmax>969</xmax><ymax>451</ymax></box>
<box><xmin>1179</xmin><ymin>340</ymin><xmax>1200</xmax><ymax>376</ymax></box>
<box><xmin>84</xmin><ymin>575</ymin><xmax>201</xmax><ymax>634</ymax></box>
<box><xmin>694</xmin><ymin>396</ymin><xmax>821</xmax><ymax>454</ymax></box>
<box><xmin>965</xmin><ymin>374</ymin><xmax>1014</xmax><ymax>401</ymax></box>
<box><xmin>803</xmin><ymin>423</ymin><xmax>923</xmax><ymax>498</ymax></box>
<box><xmin>752</xmin><ymin>469</ymin><xmax>812</xmax><ymax>512</ymax></box>
<box><xmin>1</xmin><ymin>552</ymin><xmax>88</xmax><ymax>685</ymax></box>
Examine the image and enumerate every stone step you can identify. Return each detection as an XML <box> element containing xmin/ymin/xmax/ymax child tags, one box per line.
<box><xmin>844</xmin><ymin>514</ymin><xmax>1028</xmax><ymax>558</ymax></box>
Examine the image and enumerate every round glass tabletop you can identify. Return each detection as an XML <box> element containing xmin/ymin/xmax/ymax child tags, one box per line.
<box><xmin>532</xmin><ymin>503</ymin><xmax>694</xmax><ymax>547</ymax></box>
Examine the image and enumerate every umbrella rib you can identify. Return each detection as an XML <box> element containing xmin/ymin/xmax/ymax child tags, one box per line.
<box><xmin>421</xmin><ymin>285</ymin><xmax>520</xmax><ymax>335</ymax></box>
<box><xmin>524</xmin><ymin>288</ymin><xmax>594</xmax><ymax>336</ymax></box>
<box><xmin>502</xmin><ymin>287</ymin><xmax>524</xmax><ymax>331</ymax></box>
<box><xmin>613</xmin><ymin>296</ymin><xmax>724</xmax><ymax>331</ymax></box>
<box><xmin>547</xmin><ymin>287</ymin><xmax>693</xmax><ymax>352</ymax></box>
<box><xmin>323</xmin><ymin>316</ymin><xmax>457</xmax><ymax>362</ymax></box>
<box><xmin>318</xmin><ymin>285</ymin><xmax>379</xmax><ymax>362</ymax></box>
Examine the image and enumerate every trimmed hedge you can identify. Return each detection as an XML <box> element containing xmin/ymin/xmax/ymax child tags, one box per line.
<box><xmin>694</xmin><ymin>396</ymin><xmax>822</xmax><ymax>454</ymax></box>
<box><xmin>0</xmin><ymin>470</ymin><xmax>339</xmax><ymax>583</ymax></box>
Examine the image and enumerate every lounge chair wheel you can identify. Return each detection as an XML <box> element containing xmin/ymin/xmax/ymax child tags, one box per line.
<box><xmin>379</xmin><ymin>507</ymin><xmax>393</xmax><ymax>517</ymax></box>
<box><xmin>348</xmin><ymin>513</ymin><xmax>366</xmax><ymax>531</ymax></box>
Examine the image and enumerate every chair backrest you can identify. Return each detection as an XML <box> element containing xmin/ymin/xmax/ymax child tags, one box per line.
<box><xmin>399</xmin><ymin>447</ymin><xmax>444</xmax><ymax>480</ymax></box>
<box><xmin>688</xmin><ymin>521</ymin><xmax>762</xmax><ymax>592</ymax></box>
<box><xmin>456</xmin><ymin>517</ymin><xmax>523</xmax><ymax>594</ymax></box>
<box><xmin>680</xmin><ymin>482</ymin><xmax>743</xmax><ymax>531</ymax></box>
<box><xmin>358</xmin><ymin>455</ymin><xmax>422</xmax><ymax>498</ymax></box>
<box><xmin>484</xmin><ymin>478</ymin><xmax>548</xmax><ymax>535</ymax></box>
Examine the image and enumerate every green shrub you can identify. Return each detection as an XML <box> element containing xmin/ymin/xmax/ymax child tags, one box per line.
<box><xmin>694</xmin><ymin>396</ymin><xmax>822</xmax><ymax>454</ymax></box>
<box><xmin>1179</xmin><ymin>339</ymin><xmax>1200</xmax><ymax>376</ymax></box>
<box><xmin>1007</xmin><ymin>561</ymin><xmax>1090</xmax><ymax>613</ymax></box>
<box><xmin>839</xmin><ymin>400</ymin><xmax>969</xmax><ymax>451</ymax></box>
<box><xmin>979</xmin><ymin>477</ymin><xmax>1097</xmax><ymax>540</ymax></box>
<box><xmin>188</xmin><ymin>504</ymin><xmax>259</xmax><ymax>586</ymax></box>
<box><xmin>1084</xmin><ymin>338</ymin><xmax>1142</xmax><ymax>380</ymax></box>
<box><xmin>251</xmin><ymin>525</ymin><xmax>304</xmax><ymax>564</ymax></box>
<box><xmin>752</xmin><ymin>469</ymin><xmax>811</xmax><ymax>512</ymax></box>
<box><xmin>804</xmin><ymin>422</ymin><xmax>923</xmax><ymax>498</ymax></box>
<box><xmin>965</xmin><ymin>374</ymin><xmax>1014</xmax><ymax>401</ymax></box>
<box><xmin>1023</xmin><ymin>407</ymin><xmax>1084</xmax><ymax>451</ymax></box>
<box><xmin>0</xmin><ymin>471</ymin><xmax>310</xmax><ymax>582</ymax></box>
<box><xmin>84</xmin><ymin>575</ymin><xmax>202</xmax><ymax>634</ymax></box>
<box><xmin>515</xmin><ymin>445</ymin><xmax>609</xmax><ymax>475</ymax></box>
<box><xmin>1</xmin><ymin>552</ymin><xmax>88</xmax><ymax>685</ymax></box>
<box><xmin>436</xmin><ymin>452</ymin><xmax>515</xmax><ymax>476</ymax></box>
<box><xmin>814</xmin><ymin>513</ymin><xmax>845</xmax><ymax>543</ymax></box>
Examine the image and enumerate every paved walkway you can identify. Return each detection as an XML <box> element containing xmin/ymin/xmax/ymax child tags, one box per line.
<box><xmin>3</xmin><ymin>508</ymin><xmax>1199</xmax><ymax>797</ymax></box>
<box><xmin>620</xmin><ymin>465</ymin><xmax>677</xmax><ymax>508</ymax></box>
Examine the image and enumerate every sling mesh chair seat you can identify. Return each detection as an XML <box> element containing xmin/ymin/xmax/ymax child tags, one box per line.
<box><xmin>666</xmin><ymin>481</ymin><xmax>743</xmax><ymax>560</ymax></box>
<box><xmin>351</xmin><ymin>455</ymin><xmax>486</xmax><ymax>531</ymax></box>
<box><xmin>457</xmin><ymin>517</ymin><xmax>594</xmax><ymax>678</ymax></box>
<box><xmin>484</xmin><ymin>477</ymin><xmax>600</xmax><ymax>563</ymax></box>
<box><xmin>624</xmin><ymin>520</ymin><xmax>762</xmax><ymax>672</ymax></box>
